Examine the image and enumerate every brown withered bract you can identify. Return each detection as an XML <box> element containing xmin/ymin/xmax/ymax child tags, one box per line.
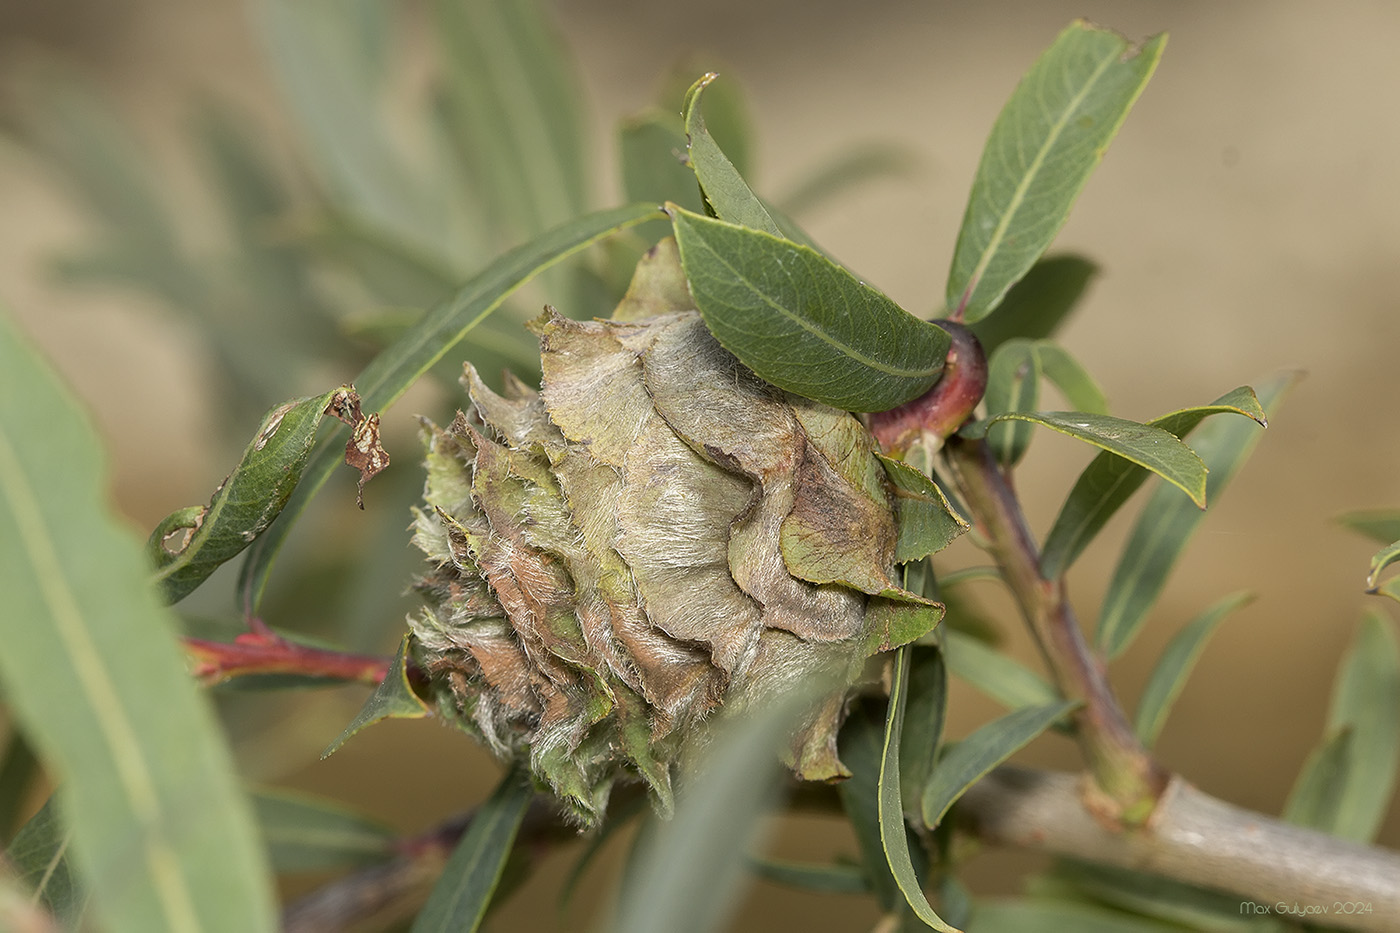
<box><xmin>408</xmin><ymin>238</ymin><xmax>945</xmax><ymax>825</ymax></box>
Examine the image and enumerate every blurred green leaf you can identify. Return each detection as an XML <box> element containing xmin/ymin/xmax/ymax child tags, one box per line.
<box><xmin>899</xmin><ymin>646</ymin><xmax>949</xmax><ymax>816</ymax></box>
<box><xmin>1035</xmin><ymin>343</ymin><xmax>1107</xmax><ymax>415</ymax></box>
<box><xmin>432</xmin><ymin>0</ymin><xmax>587</xmax><ymax>240</ymax></box>
<box><xmin>239</xmin><ymin>202</ymin><xmax>662</xmax><ymax>610</ymax></box>
<box><xmin>681</xmin><ymin>74</ymin><xmax>781</xmax><ymax>236</ymax></box>
<box><xmin>947</xmin><ymin>22</ymin><xmax>1165</xmax><ymax>322</ymax></box>
<box><xmin>1040</xmin><ymin>387</ymin><xmax>1266</xmax><ymax>579</ymax></box>
<box><xmin>880</xmin><ymin>647</ymin><xmax>961</xmax><ymax>932</ymax></box>
<box><xmin>746</xmin><ymin>857</ymin><xmax>871</xmax><ymax>895</ymax></box>
<box><xmin>1320</xmin><ymin>611</ymin><xmax>1399</xmax><ymax>841</ymax></box>
<box><xmin>1133</xmin><ymin>591</ymin><xmax>1253</xmax><ymax>748</ymax></box>
<box><xmin>1047</xmin><ymin>858</ymin><xmax>1280</xmax><ymax>932</ymax></box>
<box><xmin>619</xmin><ymin>110</ymin><xmax>706</xmax><ymax>215</ymax></box>
<box><xmin>983</xmin><ymin>340</ymin><xmax>1041</xmax><ymax>466</ymax></box>
<box><xmin>4</xmin><ymin>796</ymin><xmax>85</xmax><ymax>927</ymax></box>
<box><xmin>1096</xmin><ymin>374</ymin><xmax>1294</xmax><ymax>658</ymax></box>
<box><xmin>0</xmin><ymin>310</ymin><xmax>276</xmax><ymax>932</ymax></box>
<box><xmin>147</xmin><ymin>387</ymin><xmax>342</xmax><ymax>605</ymax></box>
<box><xmin>1337</xmin><ymin>509</ymin><xmax>1400</xmax><ymax>545</ymax></box>
<box><xmin>412</xmin><ymin>766</ymin><xmax>534</xmax><ymax>933</ymax></box>
<box><xmin>252</xmin><ymin>789</ymin><xmax>396</xmax><ymax>874</ymax></box>
<box><xmin>777</xmin><ymin>143</ymin><xmax>921</xmax><ymax>218</ymax></box>
<box><xmin>558</xmin><ymin>793</ymin><xmax>646</xmax><ymax>916</ymax></box>
<box><xmin>966</xmin><ymin>411</ymin><xmax>1207</xmax><ymax>507</ymax></box>
<box><xmin>669</xmin><ymin>206</ymin><xmax>949</xmax><ymax>411</ymax></box>
<box><xmin>942</xmin><ymin>629</ymin><xmax>1059</xmax><ymax>711</ymax></box>
<box><xmin>1365</xmin><ymin>539</ymin><xmax>1400</xmax><ymax>595</ymax></box>
<box><xmin>323</xmin><ymin>636</ymin><xmax>430</xmax><ymax>757</ymax></box>
<box><xmin>969</xmin><ymin>255</ymin><xmax>1097</xmax><ymax>356</ymax></box>
<box><xmin>920</xmin><ymin>701</ymin><xmax>1078</xmax><ymax>829</ymax></box>
<box><xmin>614</xmin><ymin>689</ymin><xmax>815</xmax><ymax>933</ymax></box>
<box><xmin>0</xmin><ymin>733</ymin><xmax>38</xmax><ymax>842</ymax></box>
<box><xmin>970</xmin><ymin>897</ymin><xmax>1186</xmax><ymax>932</ymax></box>
<box><xmin>880</xmin><ymin>456</ymin><xmax>971</xmax><ymax>563</ymax></box>
<box><xmin>258</xmin><ymin>0</ymin><xmax>436</xmax><ymax>246</ymax></box>
<box><xmin>1283</xmin><ymin>727</ymin><xmax>1353</xmax><ymax>833</ymax></box>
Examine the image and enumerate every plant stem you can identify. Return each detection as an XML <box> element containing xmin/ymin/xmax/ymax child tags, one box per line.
<box><xmin>943</xmin><ymin>434</ymin><xmax>1166</xmax><ymax>822</ymax></box>
<box><xmin>182</xmin><ymin>629</ymin><xmax>390</xmax><ymax>687</ymax></box>
<box><xmin>958</xmin><ymin>766</ymin><xmax>1400</xmax><ymax>932</ymax></box>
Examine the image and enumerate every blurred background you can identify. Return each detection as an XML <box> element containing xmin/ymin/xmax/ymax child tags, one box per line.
<box><xmin>2</xmin><ymin>0</ymin><xmax>1397</xmax><ymax>929</ymax></box>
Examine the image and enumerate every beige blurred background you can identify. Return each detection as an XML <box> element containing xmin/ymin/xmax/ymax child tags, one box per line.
<box><xmin>2</xmin><ymin>0</ymin><xmax>1398</xmax><ymax>929</ymax></box>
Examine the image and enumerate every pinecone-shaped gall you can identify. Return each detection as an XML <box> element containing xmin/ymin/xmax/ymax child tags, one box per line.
<box><xmin>409</xmin><ymin>240</ymin><xmax>944</xmax><ymax>825</ymax></box>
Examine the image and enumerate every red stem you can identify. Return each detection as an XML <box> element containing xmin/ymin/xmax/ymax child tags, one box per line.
<box><xmin>182</xmin><ymin>628</ymin><xmax>390</xmax><ymax>687</ymax></box>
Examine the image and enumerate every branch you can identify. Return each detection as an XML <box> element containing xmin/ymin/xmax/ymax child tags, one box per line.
<box><xmin>182</xmin><ymin>624</ymin><xmax>389</xmax><ymax>687</ymax></box>
<box><xmin>958</xmin><ymin>766</ymin><xmax>1400</xmax><ymax>932</ymax></box>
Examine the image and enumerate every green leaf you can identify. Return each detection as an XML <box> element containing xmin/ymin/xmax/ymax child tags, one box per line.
<box><xmin>879</xmin><ymin>456</ymin><xmax>971</xmax><ymax>562</ymax></box>
<box><xmin>920</xmin><ymin>701</ymin><xmax>1078</xmax><ymax>829</ymax></box>
<box><xmin>942</xmin><ymin>629</ymin><xmax>1060</xmax><ymax>711</ymax></box>
<box><xmin>668</xmin><ymin>206</ymin><xmax>950</xmax><ymax>411</ymax></box>
<box><xmin>1133</xmin><ymin>591</ymin><xmax>1253</xmax><ymax>748</ymax></box>
<box><xmin>1282</xmin><ymin>727</ymin><xmax>1353</xmax><ymax>832</ymax></box>
<box><xmin>899</xmin><ymin>646</ymin><xmax>949</xmax><ymax>814</ymax></box>
<box><xmin>4</xmin><ymin>797</ymin><xmax>86</xmax><ymax>926</ymax></box>
<box><xmin>557</xmin><ymin>793</ymin><xmax>646</xmax><ymax>916</ymax></box>
<box><xmin>837</xmin><ymin>704</ymin><xmax>899</xmax><ymax>911</ymax></box>
<box><xmin>1034</xmin><ymin>343</ymin><xmax>1107</xmax><ymax>415</ymax></box>
<box><xmin>1048</xmin><ymin>858</ymin><xmax>1282</xmax><ymax>932</ymax></box>
<box><xmin>1365</xmin><ymin>539</ymin><xmax>1400</xmax><ymax>594</ymax></box>
<box><xmin>970</xmin><ymin>897</ymin><xmax>1187</xmax><ymax>933</ymax></box>
<box><xmin>411</xmin><ymin>766</ymin><xmax>534</xmax><ymax>933</ymax></box>
<box><xmin>1321</xmin><ymin>611</ymin><xmax>1400</xmax><ymax>841</ymax></box>
<box><xmin>983</xmin><ymin>340</ymin><xmax>1041</xmax><ymax>466</ymax></box>
<box><xmin>746</xmin><ymin>857</ymin><xmax>871</xmax><ymax>895</ymax></box>
<box><xmin>1337</xmin><ymin>509</ymin><xmax>1400</xmax><ymax>545</ymax></box>
<box><xmin>323</xmin><ymin>636</ymin><xmax>430</xmax><ymax>757</ymax></box>
<box><xmin>238</xmin><ymin>203</ymin><xmax>662</xmax><ymax>611</ymax></box>
<box><xmin>880</xmin><ymin>647</ymin><xmax>962</xmax><ymax>932</ymax></box>
<box><xmin>147</xmin><ymin>387</ymin><xmax>341</xmax><ymax>604</ymax></box>
<box><xmin>947</xmin><ymin>22</ymin><xmax>1165</xmax><ymax>322</ymax></box>
<box><xmin>614</xmin><ymin>689</ymin><xmax>815</xmax><ymax>933</ymax></box>
<box><xmin>966</xmin><ymin>411</ymin><xmax>1207</xmax><ymax>507</ymax></box>
<box><xmin>0</xmin><ymin>310</ymin><xmax>276</xmax><ymax>932</ymax></box>
<box><xmin>252</xmin><ymin>789</ymin><xmax>396</xmax><ymax>873</ymax></box>
<box><xmin>619</xmin><ymin>109</ymin><xmax>707</xmax><ymax>215</ymax></box>
<box><xmin>968</xmin><ymin>255</ymin><xmax>1097</xmax><ymax>356</ymax></box>
<box><xmin>681</xmin><ymin>74</ymin><xmax>781</xmax><ymax>236</ymax></box>
<box><xmin>1040</xmin><ymin>387</ymin><xmax>1267</xmax><ymax>580</ymax></box>
<box><xmin>1096</xmin><ymin>374</ymin><xmax>1295</xmax><ymax>658</ymax></box>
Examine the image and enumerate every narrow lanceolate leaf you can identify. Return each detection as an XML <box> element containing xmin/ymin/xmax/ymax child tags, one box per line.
<box><xmin>252</xmin><ymin>789</ymin><xmax>396</xmax><ymax>873</ymax></box>
<box><xmin>682</xmin><ymin>74</ymin><xmax>781</xmax><ymax>236</ymax></box>
<box><xmin>1320</xmin><ymin>611</ymin><xmax>1400</xmax><ymax>841</ymax></box>
<box><xmin>411</xmin><ymin>766</ymin><xmax>534</xmax><ymax>933</ymax></box>
<box><xmin>837</xmin><ymin>705</ymin><xmax>899</xmax><ymax>912</ymax></box>
<box><xmin>147</xmin><ymin>387</ymin><xmax>341</xmax><ymax>604</ymax></box>
<box><xmin>1365</xmin><ymin>539</ymin><xmax>1400</xmax><ymax>594</ymax></box>
<box><xmin>745</xmin><ymin>857</ymin><xmax>871</xmax><ymax>895</ymax></box>
<box><xmin>968</xmin><ymin>255</ymin><xmax>1097</xmax><ymax>357</ymax></box>
<box><xmin>920</xmin><ymin>700</ymin><xmax>1078</xmax><ymax>830</ymax></box>
<box><xmin>947</xmin><ymin>22</ymin><xmax>1165</xmax><ymax>322</ymax></box>
<box><xmin>669</xmin><ymin>206</ymin><xmax>950</xmax><ymax>411</ymax></box>
<box><xmin>323</xmin><ymin>635</ymin><xmax>430</xmax><ymax>758</ymax></box>
<box><xmin>1283</xmin><ymin>727</ymin><xmax>1354</xmax><ymax>833</ymax></box>
<box><xmin>966</xmin><ymin>411</ymin><xmax>1207</xmax><ymax>507</ymax></box>
<box><xmin>1133</xmin><ymin>591</ymin><xmax>1254</xmax><ymax>748</ymax></box>
<box><xmin>619</xmin><ymin>109</ymin><xmax>706</xmax><ymax>214</ymax></box>
<box><xmin>879</xmin><ymin>456</ymin><xmax>971</xmax><ymax>563</ymax></box>
<box><xmin>942</xmin><ymin>630</ymin><xmax>1060</xmax><ymax>712</ymax></box>
<box><xmin>1337</xmin><ymin>509</ymin><xmax>1400</xmax><ymax>546</ymax></box>
<box><xmin>983</xmin><ymin>340</ymin><xmax>1041</xmax><ymax>466</ymax></box>
<box><xmin>614</xmin><ymin>691</ymin><xmax>813</xmax><ymax>933</ymax></box>
<box><xmin>880</xmin><ymin>647</ymin><xmax>962</xmax><ymax>932</ymax></box>
<box><xmin>1097</xmin><ymin>374</ymin><xmax>1296</xmax><ymax>659</ymax></box>
<box><xmin>1034</xmin><ymin>343</ymin><xmax>1107</xmax><ymax>415</ymax></box>
<box><xmin>0</xmin><ymin>310</ymin><xmax>276</xmax><ymax>932</ymax></box>
<box><xmin>898</xmin><ymin>646</ymin><xmax>949</xmax><ymax>814</ymax></box>
<box><xmin>239</xmin><ymin>203</ymin><xmax>663</xmax><ymax>610</ymax></box>
<box><xmin>1040</xmin><ymin>387</ymin><xmax>1266</xmax><ymax>580</ymax></box>
<box><xmin>5</xmin><ymin>797</ymin><xmax>85</xmax><ymax>926</ymax></box>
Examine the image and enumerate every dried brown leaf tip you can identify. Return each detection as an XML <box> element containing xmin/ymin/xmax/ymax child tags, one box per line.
<box><xmin>408</xmin><ymin>243</ymin><xmax>948</xmax><ymax>825</ymax></box>
<box><xmin>325</xmin><ymin>386</ymin><xmax>390</xmax><ymax>508</ymax></box>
